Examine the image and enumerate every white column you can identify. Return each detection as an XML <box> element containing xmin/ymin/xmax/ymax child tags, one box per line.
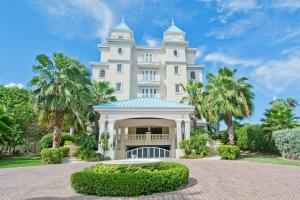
<box><xmin>184</xmin><ymin>120</ymin><xmax>191</xmax><ymax>140</ymax></box>
<box><xmin>97</xmin><ymin>120</ymin><xmax>106</xmax><ymax>154</ymax></box>
<box><xmin>120</xmin><ymin>128</ymin><xmax>125</xmax><ymax>158</ymax></box>
<box><xmin>107</xmin><ymin>120</ymin><xmax>115</xmax><ymax>160</ymax></box>
<box><xmin>175</xmin><ymin>120</ymin><xmax>182</xmax><ymax>148</ymax></box>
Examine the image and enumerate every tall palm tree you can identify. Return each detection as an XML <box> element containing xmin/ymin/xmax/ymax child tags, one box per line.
<box><xmin>30</xmin><ymin>53</ymin><xmax>90</xmax><ymax>148</ymax></box>
<box><xmin>89</xmin><ymin>81</ymin><xmax>116</xmax><ymax>129</ymax></box>
<box><xmin>206</xmin><ymin>67</ymin><xmax>254</xmax><ymax>144</ymax></box>
<box><xmin>180</xmin><ymin>80</ymin><xmax>204</xmax><ymax>130</ymax></box>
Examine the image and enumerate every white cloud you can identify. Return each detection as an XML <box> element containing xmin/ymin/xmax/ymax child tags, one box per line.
<box><xmin>4</xmin><ymin>82</ymin><xmax>24</xmax><ymax>89</ymax></box>
<box><xmin>32</xmin><ymin>0</ymin><xmax>114</xmax><ymax>41</ymax></box>
<box><xmin>272</xmin><ymin>0</ymin><xmax>300</xmax><ymax>9</ymax></box>
<box><xmin>255</xmin><ymin>55</ymin><xmax>300</xmax><ymax>93</ymax></box>
<box><xmin>204</xmin><ymin>52</ymin><xmax>261</xmax><ymax>66</ymax></box>
<box><xmin>216</xmin><ymin>0</ymin><xmax>258</xmax><ymax>14</ymax></box>
<box><xmin>144</xmin><ymin>37</ymin><xmax>160</xmax><ymax>47</ymax></box>
<box><xmin>195</xmin><ymin>46</ymin><xmax>205</xmax><ymax>59</ymax></box>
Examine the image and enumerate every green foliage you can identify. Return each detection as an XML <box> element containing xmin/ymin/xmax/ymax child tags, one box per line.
<box><xmin>59</xmin><ymin>147</ymin><xmax>70</xmax><ymax>157</ymax></box>
<box><xmin>180</xmin><ymin>132</ymin><xmax>211</xmax><ymax>157</ymax></box>
<box><xmin>40</xmin><ymin>148</ymin><xmax>62</xmax><ymax>164</ymax></box>
<box><xmin>70</xmin><ymin>162</ymin><xmax>189</xmax><ymax>196</ymax></box>
<box><xmin>40</xmin><ymin>133</ymin><xmax>74</xmax><ymax>149</ymax></box>
<box><xmin>205</xmin><ymin>67</ymin><xmax>254</xmax><ymax>144</ymax></box>
<box><xmin>75</xmin><ymin>149</ymin><xmax>101</xmax><ymax>161</ymax></box>
<box><xmin>273</xmin><ymin>128</ymin><xmax>300</xmax><ymax>159</ymax></box>
<box><xmin>75</xmin><ymin>134</ymin><xmax>101</xmax><ymax>161</ymax></box>
<box><xmin>99</xmin><ymin>131</ymin><xmax>110</xmax><ymax>158</ymax></box>
<box><xmin>217</xmin><ymin>145</ymin><xmax>240</xmax><ymax>160</ymax></box>
<box><xmin>30</xmin><ymin>52</ymin><xmax>91</xmax><ymax>148</ymax></box>
<box><xmin>64</xmin><ymin>140</ymin><xmax>74</xmax><ymax>145</ymax></box>
<box><xmin>261</xmin><ymin>99</ymin><xmax>299</xmax><ymax>132</ymax></box>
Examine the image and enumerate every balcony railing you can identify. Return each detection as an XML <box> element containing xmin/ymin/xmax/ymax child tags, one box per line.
<box><xmin>125</xmin><ymin>134</ymin><xmax>169</xmax><ymax>141</ymax></box>
<box><xmin>137</xmin><ymin>93</ymin><xmax>160</xmax><ymax>98</ymax></box>
<box><xmin>137</xmin><ymin>74</ymin><xmax>160</xmax><ymax>83</ymax></box>
<box><xmin>137</xmin><ymin>57</ymin><xmax>160</xmax><ymax>64</ymax></box>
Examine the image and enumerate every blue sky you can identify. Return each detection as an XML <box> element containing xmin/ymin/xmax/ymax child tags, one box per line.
<box><xmin>1</xmin><ymin>0</ymin><xmax>300</xmax><ymax>124</ymax></box>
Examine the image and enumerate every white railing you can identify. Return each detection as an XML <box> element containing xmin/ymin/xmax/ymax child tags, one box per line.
<box><xmin>137</xmin><ymin>57</ymin><xmax>160</xmax><ymax>64</ymax></box>
<box><xmin>126</xmin><ymin>147</ymin><xmax>170</xmax><ymax>158</ymax></box>
<box><xmin>137</xmin><ymin>74</ymin><xmax>160</xmax><ymax>82</ymax></box>
<box><xmin>125</xmin><ymin>134</ymin><xmax>169</xmax><ymax>141</ymax></box>
<box><xmin>136</xmin><ymin>93</ymin><xmax>160</xmax><ymax>98</ymax></box>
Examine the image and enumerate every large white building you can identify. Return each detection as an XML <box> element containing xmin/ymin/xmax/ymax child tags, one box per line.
<box><xmin>92</xmin><ymin>18</ymin><xmax>205</xmax><ymax>159</ymax></box>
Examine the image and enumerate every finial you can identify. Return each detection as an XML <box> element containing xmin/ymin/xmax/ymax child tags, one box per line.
<box><xmin>171</xmin><ymin>17</ymin><xmax>174</xmax><ymax>25</ymax></box>
<box><xmin>121</xmin><ymin>16</ymin><xmax>125</xmax><ymax>23</ymax></box>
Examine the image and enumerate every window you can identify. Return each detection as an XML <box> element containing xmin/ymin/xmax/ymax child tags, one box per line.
<box><xmin>173</xmin><ymin>50</ymin><xmax>179</xmax><ymax>57</ymax></box>
<box><xmin>175</xmin><ymin>84</ymin><xmax>180</xmax><ymax>93</ymax></box>
<box><xmin>144</xmin><ymin>53</ymin><xmax>153</xmax><ymax>62</ymax></box>
<box><xmin>141</xmin><ymin>87</ymin><xmax>158</xmax><ymax>97</ymax></box>
<box><xmin>190</xmin><ymin>71</ymin><xmax>196</xmax><ymax>80</ymax></box>
<box><xmin>99</xmin><ymin>69</ymin><xmax>105</xmax><ymax>78</ymax></box>
<box><xmin>174</xmin><ymin>66</ymin><xmax>179</xmax><ymax>74</ymax></box>
<box><xmin>116</xmin><ymin>82</ymin><xmax>122</xmax><ymax>92</ymax></box>
<box><xmin>117</xmin><ymin>64</ymin><xmax>123</xmax><ymax>73</ymax></box>
<box><xmin>118</xmin><ymin>35</ymin><xmax>124</xmax><ymax>39</ymax></box>
<box><xmin>118</xmin><ymin>47</ymin><xmax>123</xmax><ymax>54</ymax></box>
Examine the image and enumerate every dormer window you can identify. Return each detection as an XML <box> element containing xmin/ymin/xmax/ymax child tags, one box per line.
<box><xmin>99</xmin><ymin>69</ymin><xmax>106</xmax><ymax>78</ymax></box>
<box><xmin>174</xmin><ymin>66</ymin><xmax>179</xmax><ymax>74</ymax></box>
<box><xmin>173</xmin><ymin>50</ymin><xmax>179</xmax><ymax>57</ymax></box>
<box><xmin>190</xmin><ymin>71</ymin><xmax>195</xmax><ymax>80</ymax></box>
<box><xmin>118</xmin><ymin>47</ymin><xmax>124</xmax><ymax>55</ymax></box>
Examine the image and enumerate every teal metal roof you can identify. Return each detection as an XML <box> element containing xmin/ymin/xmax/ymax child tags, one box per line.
<box><xmin>95</xmin><ymin>98</ymin><xmax>193</xmax><ymax>109</ymax></box>
<box><xmin>113</xmin><ymin>17</ymin><xmax>131</xmax><ymax>31</ymax></box>
<box><xmin>165</xmin><ymin>20</ymin><xmax>184</xmax><ymax>33</ymax></box>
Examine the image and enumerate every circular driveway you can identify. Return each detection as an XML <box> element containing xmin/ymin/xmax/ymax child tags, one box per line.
<box><xmin>0</xmin><ymin>159</ymin><xmax>300</xmax><ymax>200</ymax></box>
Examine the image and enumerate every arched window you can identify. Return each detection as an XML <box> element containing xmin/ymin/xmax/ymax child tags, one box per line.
<box><xmin>190</xmin><ymin>71</ymin><xmax>195</xmax><ymax>80</ymax></box>
<box><xmin>118</xmin><ymin>47</ymin><xmax>123</xmax><ymax>54</ymax></box>
<box><xmin>173</xmin><ymin>50</ymin><xmax>178</xmax><ymax>57</ymax></box>
<box><xmin>99</xmin><ymin>69</ymin><xmax>105</xmax><ymax>78</ymax></box>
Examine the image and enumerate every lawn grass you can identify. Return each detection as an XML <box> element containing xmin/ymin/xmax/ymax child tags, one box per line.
<box><xmin>239</xmin><ymin>152</ymin><xmax>300</xmax><ymax>167</ymax></box>
<box><xmin>0</xmin><ymin>155</ymin><xmax>42</xmax><ymax>169</ymax></box>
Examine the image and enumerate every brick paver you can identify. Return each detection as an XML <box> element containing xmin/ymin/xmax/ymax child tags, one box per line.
<box><xmin>0</xmin><ymin>159</ymin><xmax>300</xmax><ymax>200</ymax></box>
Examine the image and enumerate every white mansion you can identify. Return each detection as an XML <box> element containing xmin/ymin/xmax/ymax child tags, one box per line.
<box><xmin>92</xmin><ymin>18</ymin><xmax>205</xmax><ymax>159</ymax></box>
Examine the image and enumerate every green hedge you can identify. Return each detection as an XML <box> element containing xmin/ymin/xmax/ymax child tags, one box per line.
<box><xmin>60</xmin><ymin>147</ymin><xmax>70</xmax><ymax>157</ymax></box>
<box><xmin>41</xmin><ymin>148</ymin><xmax>63</xmax><ymax>164</ymax></box>
<box><xmin>71</xmin><ymin>162</ymin><xmax>189</xmax><ymax>196</ymax></box>
<box><xmin>40</xmin><ymin>133</ymin><xmax>74</xmax><ymax>149</ymax></box>
<box><xmin>217</xmin><ymin>145</ymin><xmax>240</xmax><ymax>160</ymax></box>
<box><xmin>273</xmin><ymin>128</ymin><xmax>300</xmax><ymax>159</ymax></box>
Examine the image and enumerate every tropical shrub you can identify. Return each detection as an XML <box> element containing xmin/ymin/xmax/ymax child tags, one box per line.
<box><xmin>273</xmin><ymin>128</ymin><xmax>300</xmax><ymax>159</ymax></box>
<box><xmin>64</xmin><ymin>140</ymin><xmax>74</xmax><ymax>145</ymax></box>
<box><xmin>217</xmin><ymin>145</ymin><xmax>240</xmax><ymax>160</ymax></box>
<box><xmin>75</xmin><ymin>149</ymin><xmax>101</xmax><ymax>161</ymax></box>
<box><xmin>41</xmin><ymin>148</ymin><xmax>62</xmax><ymax>164</ymax></box>
<box><xmin>70</xmin><ymin>162</ymin><xmax>189</xmax><ymax>196</ymax></box>
<box><xmin>180</xmin><ymin>132</ymin><xmax>211</xmax><ymax>157</ymax></box>
<box><xmin>40</xmin><ymin>133</ymin><xmax>74</xmax><ymax>149</ymax></box>
<box><xmin>60</xmin><ymin>147</ymin><xmax>70</xmax><ymax>157</ymax></box>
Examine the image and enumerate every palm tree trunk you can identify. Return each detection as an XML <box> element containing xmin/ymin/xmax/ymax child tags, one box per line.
<box><xmin>53</xmin><ymin>109</ymin><xmax>64</xmax><ymax>148</ymax></box>
<box><xmin>95</xmin><ymin>112</ymin><xmax>100</xmax><ymax>130</ymax></box>
<box><xmin>225</xmin><ymin>113</ymin><xmax>235</xmax><ymax>145</ymax></box>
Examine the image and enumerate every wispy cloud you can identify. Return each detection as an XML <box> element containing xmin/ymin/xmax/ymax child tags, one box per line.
<box><xmin>255</xmin><ymin>55</ymin><xmax>300</xmax><ymax>93</ymax></box>
<box><xmin>143</xmin><ymin>36</ymin><xmax>160</xmax><ymax>47</ymax></box>
<box><xmin>204</xmin><ymin>52</ymin><xmax>261</xmax><ymax>66</ymax></box>
<box><xmin>4</xmin><ymin>82</ymin><xmax>24</xmax><ymax>89</ymax></box>
<box><xmin>271</xmin><ymin>0</ymin><xmax>300</xmax><ymax>9</ymax></box>
<box><xmin>195</xmin><ymin>46</ymin><xmax>206</xmax><ymax>60</ymax></box>
<box><xmin>216</xmin><ymin>0</ymin><xmax>258</xmax><ymax>15</ymax></box>
<box><xmin>31</xmin><ymin>0</ymin><xmax>114</xmax><ymax>41</ymax></box>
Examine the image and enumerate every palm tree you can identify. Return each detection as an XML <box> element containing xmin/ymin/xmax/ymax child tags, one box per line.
<box><xmin>206</xmin><ymin>67</ymin><xmax>254</xmax><ymax>145</ymax></box>
<box><xmin>30</xmin><ymin>53</ymin><xmax>90</xmax><ymax>148</ymax></box>
<box><xmin>88</xmin><ymin>81</ymin><xmax>116</xmax><ymax>129</ymax></box>
<box><xmin>180</xmin><ymin>80</ymin><xmax>204</xmax><ymax>130</ymax></box>
<box><xmin>99</xmin><ymin>131</ymin><xmax>110</xmax><ymax>158</ymax></box>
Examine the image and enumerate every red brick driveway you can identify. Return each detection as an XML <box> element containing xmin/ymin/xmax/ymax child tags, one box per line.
<box><xmin>0</xmin><ymin>159</ymin><xmax>300</xmax><ymax>200</ymax></box>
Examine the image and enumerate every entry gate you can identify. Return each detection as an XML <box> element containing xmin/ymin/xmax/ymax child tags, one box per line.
<box><xmin>126</xmin><ymin>147</ymin><xmax>170</xmax><ymax>158</ymax></box>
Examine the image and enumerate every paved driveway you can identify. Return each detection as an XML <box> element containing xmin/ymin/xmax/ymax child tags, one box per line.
<box><xmin>0</xmin><ymin>159</ymin><xmax>300</xmax><ymax>200</ymax></box>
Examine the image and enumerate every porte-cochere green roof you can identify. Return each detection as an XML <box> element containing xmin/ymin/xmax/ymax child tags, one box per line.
<box><xmin>95</xmin><ymin>98</ymin><xmax>193</xmax><ymax>109</ymax></box>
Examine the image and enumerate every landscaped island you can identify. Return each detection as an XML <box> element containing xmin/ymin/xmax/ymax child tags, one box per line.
<box><xmin>71</xmin><ymin>162</ymin><xmax>189</xmax><ymax>196</ymax></box>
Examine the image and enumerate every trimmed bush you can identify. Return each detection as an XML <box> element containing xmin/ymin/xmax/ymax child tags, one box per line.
<box><xmin>40</xmin><ymin>133</ymin><xmax>74</xmax><ymax>149</ymax></box>
<box><xmin>60</xmin><ymin>147</ymin><xmax>70</xmax><ymax>157</ymax></box>
<box><xmin>75</xmin><ymin>148</ymin><xmax>102</xmax><ymax>161</ymax></box>
<box><xmin>273</xmin><ymin>128</ymin><xmax>300</xmax><ymax>159</ymax></box>
<box><xmin>71</xmin><ymin>162</ymin><xmax>189</xmax><ymax>196</ymax></box>
<box><xmin>41</xmin><ymin>148</ymin><xmax>62</xmax><ymax>164</ymax></box>
<box><xmin>180</xmin><ymin>132</ymin><xmax>211</xmax><ymax>158</ymax></box>
<box><xmin>217</xmin><ymin>145</ymin><xmax>240</xmax><ymax>160</ymax></box>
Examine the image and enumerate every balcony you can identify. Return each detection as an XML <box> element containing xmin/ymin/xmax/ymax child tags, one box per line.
<box><xmin>137</xmin><ymin>57</ymin><xmax>160</xmax><ymax>68</ymax></box>
<box><xmin>124</xmin><ymin>134</ymin><xmax>171</xmax><ymax>146</ymax></box>
<box><xmin>137</xmin><ymin>93</ymin><xmax>160</xmax><ymax>98</ymax></box>
<box><xmin>137</xmin><ymin>74</ymin><xmax>160</xmax><ymax>86</ymax></box>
